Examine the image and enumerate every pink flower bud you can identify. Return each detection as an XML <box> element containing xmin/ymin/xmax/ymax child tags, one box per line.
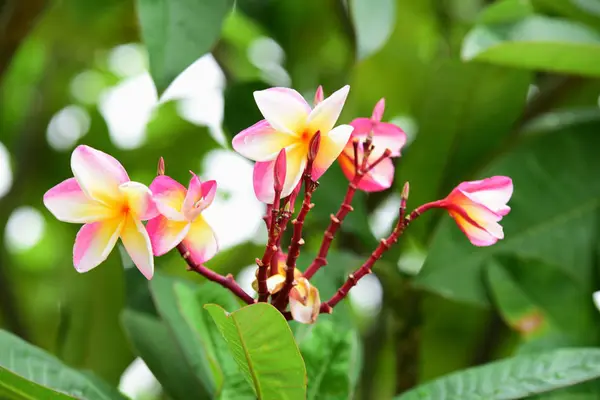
<box><xmin>157</xmin><ymin>157</ymin><xmax>165</xmax><ymax>176</ymax></box>
<box><xmin>314</xmin><ymin>85</ymin><xmax>324</xmax><ymax>106</ymax></box>
<box><xmin>273</xmin><ymin>149</ymin><xmax>287</xmax><ymax>193</ymax></box>
<box><xmin>308</xmin><ymin>131</ymin><xmax>321</xmax><ymax>163</ymax></box>
<box><xmin>371</xmin><ymin>98</ymin><xmax>385</xmax><ymax>121</ymax></box>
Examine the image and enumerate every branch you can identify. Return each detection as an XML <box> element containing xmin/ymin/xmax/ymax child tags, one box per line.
<box><xmin>177</xmin><ymin>243</ymin><xmax>255</xmax><ymax>305</ymax></box>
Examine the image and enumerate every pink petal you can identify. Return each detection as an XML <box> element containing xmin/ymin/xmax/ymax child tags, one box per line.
<box><xmin>449</xmin><ymin>210</ymin><xmax>502</xmax><ymax>247</ymax></box>
<box><xmin>253</xmin><ymin>88</ymin><xmax>311</xmax><ymax>134</ymax></box>
<box><xmin>182</xmin><ymin>216</ymin><xmax>218</xmax><ymax>265</ymax></box>
<box><xmin>73</xmin><ymin>217</ymin><xmax>124</xmax><ymax>273</ymax></box>
<box><xmin>350</xmin><ymin>119</ymin><xmax>406</xmax><ymax>158</ymax></box>
<box><xmin>182</xmin><ymin>173</ymin><xmax>203</xmax><ymax>217</ymax></box>
<box><xmin>359</xmin><ymin>157</ymin><xmax>395</xmax><ymax>192</ymax></box>
<box><xmin>458</xmin><ymin>176</ymin><xmax>513</xmax><ymax>216</ymax></box>
<box><xmin>119</xmin><ymin>181</ymin><xmax>159</xmax><ymax>220</ymax></box>
<box><xmin>312</xmin><ymin>124</ymin><xmax>354</xmax><ymax>180</ymax></box>
<box><xmin>306</xmin><ymin>85</ymin><xmax>350</xmax><ymax>135</ymax></box>
<box><xmin>70</xmin><ymin>145</ymin><xmax>130</xmax><ymax>205</ymax></box>
<box><xmin>149</xmin><ymin>175</ymin><xmax>186</xmax><ymax>221</ymax></box>
<box><xmin>44</xmin><ymin>178</ymin><xmax>116</xmax><ymax>223</ymax></box>
<box><xmin>146</xmin><ymin>215</ymin><xmax>190</xmax><ymax>256</ymax></box>
<box><xmin>253</xmin><ymin>144</ymin><xmax>307</xmax><ymax>204</ymax></box>
<box><xmin>314</xmin><ymin>86</ymin><xmax>324</xmax><ymax>106</ymax></box>
<box><xmin>232</xmin><ymin>120</ymin><xmax>296</xmax><ymax>162</ymax></box>
<box><xmin>371</xmin><ymin>98</ymin><xmax>385</xmax><ymax>121</ymax></box>
<box><xmin>198</xmin><ymin>180</ymin><xmax>217</xmax><ymax>211</ymax></box>
<box><xmin>120</xmin><ymin>214</ymin><xmax>154</xmax><ymax>279</ymax></box>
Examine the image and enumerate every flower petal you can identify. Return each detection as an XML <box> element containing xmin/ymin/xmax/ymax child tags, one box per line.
<box><xmin>73</xmin><ymin>217</ymin><xmax>124</xmax><ymax>273</ymax></box>
<box><xmin>449</xmin><ymin>210</ymin><xmax>502</xmax><ymax>247</ymax></box>
<box><xmin>121</xmin><ymin>214</ymin><xmax>154</xmax><ymax>279</ymax></box>
<box><xmin>149</xmin><ymin>175</ymin><xmax>186</xmax><ymax>221</ymax></box>
<box><xmin>182</xmin><ymin>173</ymin><xmax>203</xmax><ymax>217</ymax></box>
<box><xmin>253</xmin><ymin>144</ymin><xmax>307</xmax><ymax>203</ymax></box>
<box><xmin>119</xmin><ymin>181</ymin><xmax>158</xmax><ymax>220</ymax></box>
<box><xmin>198</xmin><ymin>180</ymin><xmax>217</xmax><ymax>211</ymax></box>
<box><xmin>359</xmin><ymin>158</ymin><xmax>395</xmax><ymax>192</ymax></box>
<box><xmin>232</xmin><ymin>120</ymin><xmax>297</xmax><ymax>161</ymax></box>
<box><xmin>306</xmin><ymin>85</ymin><xmax>350</xmax><ymax>135</ymax></box>
<box><xmin>146</xmin><ymin>215</ymin><xmax>190</xmax><ymax>256</ymax></box>
<box><xmin>290</xmin><ymin>278</ymin><xmax>320</xmax><ymax>324</ymax></box>
<box><xmin>71</xmin><ymin>145</ymin><xmax>129</xmax><ymax>205</ymax></box>
<box><xmin>350</xmin><ymin>120</ymin><xmax>407</xmax><ymax>158</ymax></box>
<box><xmin>371</xmin><ymin>98</ymin><xmax>385</xmax><ymax>121</ymax></box>
<box><xmin>458</xmin><ymin>176</ymin><xmax>513</xmax><ymax>216</ymax></box>
<box><xmin>312</xmin><ymin>124</ymin><xmax>354</xmax><ymax>180</ymax></box>
<box><xmin>182</xmin><ymin>216</ymin><xmax>218</xmax><ymax>265</ymax></box>
<box><xmin>253</xmin><ymin>88</ymin><xmax>311</xmax><ymax>134</ymax></box>
<box><xmin>44</xmin><ymin>178</ymin><xmax>116</xmax><ymax>223</ymax></box>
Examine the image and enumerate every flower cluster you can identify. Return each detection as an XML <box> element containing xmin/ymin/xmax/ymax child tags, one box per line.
<box><xmin>44</xmin><ymin>84</ymin><xmax>513</xmax><ymax>324</ymax></box>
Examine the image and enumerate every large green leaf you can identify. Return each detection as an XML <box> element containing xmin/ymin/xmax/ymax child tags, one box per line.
<box><xmin>204</xmin><ymin>303</ymin><xmax>307</xmax><ymax>400</ymax></box>
<box><xmin>0</xmin><ymin>330</ymin><xmax>126</xmax><ymax>400</ymax></box>
<box><xmin>396</xmin><ymin>348</ymin><xmax>600</xmax><ymax>400</ymax></box>
<box><xmin>121</xmin><ymin>310</ymin><xmax>206</xmax><ymax>400</ymax></box>
<box><xmin>350</xmin><ymin>0</ymin><xmax>396</xmax><ymax>59</ymax></box>
<box><xmin>298</xmin><ymin>320</ymin><xmax>361</xmax><ymax>400</ymax></box>
<box><xmin>417</xmin><ymin>122</ymin><xmax>600</xmax><ymax>306</ymax></box>
<box><xmin>462</xmin><ymin>16</ymin><xmax>600</xmax><ymax>77</ymax></box>
<box><xmin>136</xmin><ymin>0</ymin><xmax>234</xmax><ymax>94</ymax></box>
<box><xmin>396</xmin><ymin>61</ymin><xmax>530</xmax><ymax>239</ymax></box>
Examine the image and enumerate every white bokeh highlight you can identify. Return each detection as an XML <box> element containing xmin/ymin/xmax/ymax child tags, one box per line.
<box><xmin>0</xmin><ymin>142</ymin><xmax>13</xmax><ymax>199</ymax></box>
<box><xmin>119</xmin><ymin>358</ymin><xmax>161</xmax><ymax>400</ymax></box>
<box><xmin>349</xmin><ymin>273</ymin><xmax>383</xmax><ymax>316</ymax></box>
<box><xmin>46</xmin><ymin>105</ymin><xmax>91</xmax><ymax>151</ymax></box>
<box><xmin>369</xmin><ymin>193</ymin><xmax>401</xmax><ymax>238</ymax></box>
<box><xmin>5</xmin><ymin>206</ymin><xmax>46</xmax><ymax>252</ymax></box>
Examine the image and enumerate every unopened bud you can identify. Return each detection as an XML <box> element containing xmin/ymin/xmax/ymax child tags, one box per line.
<box><xmin>314</xmin><ymin>85</ymin><xmax>324</xmax><ymax>106</ymax></box>
<box><xmin>371</xmin><ymin>98</ymin><xmax>385</xmax><ymax>121</ymax></box>
<box><xmin>401</xmin><ymin>181</ymin><xmax>410</xmax><ymax>200</ymax></box>
<box><xmin>273</xmin><ymin>149</ymin><xmax>287</xmax><ymax>192</ymax></box>
<box><xmin>308</xmin><ymin>131</ymin><xmax>321</xmax><ymax>163</ymax></box>
<box><xmin>157</xmin><ymin>157</ymin><xmax>165</xmax><ymax>176</ymax></box>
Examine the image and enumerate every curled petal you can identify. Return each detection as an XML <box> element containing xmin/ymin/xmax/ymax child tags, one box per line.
<box><xmin>146</xmin><ymin>215</ymin><xmax>190</xmax><ymax>256</ymax></box>
<box><xmin>44</xmin><ymin>178</ymin><xmax>116</xmax><ymax>223</ymax></box>
<box><xmin>119</xmin><ymin>181</ymin><xmax>158</xmax><ymax>220</ymax></box>
<box><xmin>312</xmin><ymin>124</ymin><xmax>354</xmax><ymax>180</ymax></box>
<box><xmin>120</xmin><ymin>214</ymin><xmax>154</xmax><ymax>279</ymax></box>
<box><xmin>232</xmin><ymin>120</ymin><xmax>297</xmax><ymax>162</ymax></box>
<box><xmin>198</xmin><ymin>180</ymin><xmax>217</xmax><ymax>211</ymax></box>
<box><xmin>449</xmin><ymin>210</ymin><xmax>502</xmax><ymax>247</ymax></box>
<box><xmin>290</xmin><ymin>278</ymin><xmax>321</xmax><ymax>324</ymax></box>
<box><xmin>73</xmin><ymin>217</ymin><xmax>124</xmax><ymax>273</ymax></box>
<box><xmin>253</xmin><ymin>88</ymin><xmax>311</xmax><ymax>134</ymax></box>
<box><xmin>150</xmin><ymin>175</ymin><xmax>186</xmax><ymax>221</ymax></box>
<box><xmin>457</xmin><ymin>176</ymin><xmax>513</xmax><ymax>216</ymax></box>
<box><xmin>182</xmin><ymin>173</ymin><xmax>203</xmax><ymax>218</ymax></box>
<box><xmin>307</xmin><ymin>85</ymin><xmax>350</xmax><ymax>135</ymax></box>
<box><xmin>252</xmin><ymin>274</ymin><xmax>287</xmax><ymax>294</ymax></box>
<box><xmin>182</xmin><ymin>216</ymin><xmax>218</xmax><ymax>265</ymax></box>
<box><xmin>71</xmin><ymin>145</ymin><xmax>129</xmax><ymax>205</ymax></box>
<box><xmin>253</xmin><ymin>145</ymin><xmax>307</xmax><ymax>203</ymax></box>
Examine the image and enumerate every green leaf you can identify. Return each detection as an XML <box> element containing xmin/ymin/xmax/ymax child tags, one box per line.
<box><xmin>417</xmin><ymin>123</ymin><xmax>600</xmax><ymax>305</ymax></box>
<box><xmin>396</xmin><ymin>348</ymin><xmax>600</xmax><ymax>400</ymax></box>
<box><xmin>350</xmin><ymin>0</ymin><xmax>396</xmax><ymax>59</ymax></box>
<box><xmin>0</xmin><ymin>330</ymin><xmax>127</xmax><ymax>400</ymax></box>
<box><xmin>136</xmin><ymin>0</ymin><xmax>234</xmax><ymax>95</ymax></box>
<box><xmin>298</xmin><ymin>320</ymin><xmax>361</xmax><ymax>400</ymax></box>
<box><xmin>462</xmin><ymin>16</ymin><xmax>600</xmax><ymax>77</ymax></box>
<box><xmin>121</xmin><ymin>310</ymin><xmax>206</xmax><ymax>400</ymax></box>
<box><xmin>204</xmin><ymin>303</ymin><xmax>307</xmax><ymax>400</ymax></box>
<box><xmin>478</xmin><ymin>0</ymin><xmax>534</xmax><ymax>24</ymax></box>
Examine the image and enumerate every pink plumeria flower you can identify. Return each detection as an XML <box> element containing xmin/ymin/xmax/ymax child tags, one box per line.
<box><xmin>232</xmin><ymin>85</ymin><xmax>354</xmax><ymax>203</ymax></box>
<box><xmin>438</xmin><ymin>176</ymin><xmax>513</xmax><ymax>246</ymax></box>
<box><xmin>147</xmin><ymin>173</ymin><xmax>218</xmax><ymax>265</ymax></box>
<box><xmin>338</xmin><ymin>98</ymin><xmax>407</xmax><ymax>192</ymax></box>
<box><xmin>43</xmin><ymin>145</ymin><xmax>158</xmax><ymax>279</ymax></box>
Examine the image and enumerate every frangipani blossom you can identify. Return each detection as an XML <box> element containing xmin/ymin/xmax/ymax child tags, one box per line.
<box><xmin>438</xmin><ymin>176</ymin><xmax>513</xmax><ymax>247</ymax></box>
<box><xmin>43</xmin><ymin>145</ymin><xmax>158</xmax><ymax>278</ymax></box>
<box><xmin>147</xmin><ymin>173</ymin><xmax>218</xmax><ymax>265</ymax></box>
<box><xmin>338</xmin><ymin>98</ymin><xmax>407</xmax><ymax>192</ymax></box>
<box><xmin>232</xmin><ymin>86</ymin><xmax>354</xmax><ymax>203</ymax></box>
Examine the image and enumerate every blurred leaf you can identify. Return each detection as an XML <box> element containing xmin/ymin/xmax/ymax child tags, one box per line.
<box><xmin>222</xmin><ymin>81</ymin><xmax>269</xmax><ymax>141</ymax></box>
<box><xmin>397</xmin><ymin>61</ymin><xmax>530</xmax><ymax>239</ymax></box>
<box><xmin>478</xmin><ymin>0</ymin><xmax>535</xmax><ymax>24</ymax></box>
<box><xmin>350</xmin><ymin>0</ymin><xmax>396</xmax><ymax>60</ymax></box>
<box><xmin>532</xmin><ymin>0</ymin><xmax>600</xmax><ymax>28</ymax></box>
<box><xmin>462</xmin><ymin>16</ymin><xmax>600</xmax><ymax>77</ymax></box>
<box><xmin>298</xmin><ymin>320</ymin><xmax>361</xmax><ymax>400</ymax></box>
<box><xmin>0</xmin><ymin>330</ymin><xmax>126</xmax><ymax>400</ymax></box>
<box><xmin>205</xmin><ymin>241</ymin><xmax>265</xmax><ymax>276</ymax></box>
<box><xmin>396</xmin><ymin>348</ymin><xmax>600</xmax><ymax>400</ymax></box>
<box><xmin>136</xmin><ymin>0</ymin><xmax>234</xmax><ymax>94</ymax></box>
<box><xmin>418</xmin><ymin>123</ymin><xmax>600</xmax><ymax>305</ymax></box>
<box><xmin>121</xmin><ymin>310</ymin><xmax>206</xmax><ymax>400</ymax></box>
<box><xmin>205</xmin><ymin>303</ymin><xmax>307</xmax><ymax>400</ymax></box>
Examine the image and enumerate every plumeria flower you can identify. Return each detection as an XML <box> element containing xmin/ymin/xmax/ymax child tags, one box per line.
<box><xmin>232</xmin><ymin>85</ymin><xmax>354</xmax><ymax>203</ymax></box>
<box><xmin>43</xmin><ymin>145</ymin><xmax>158</xmax><ymax>278</ymax></box>
<box><xmin>147</xmin><ymin>173</ymin><xmax>218</xmax><ymax>265</ymax></box>
<box><xmin>337</xmin><ymin>98</ymin><xmax>407</xmax><ymax>191</ymax></box>
<box><xmin>437</xmin><ymin>176</ymin><xmax>513</xmax><ymax>246</ymax></box>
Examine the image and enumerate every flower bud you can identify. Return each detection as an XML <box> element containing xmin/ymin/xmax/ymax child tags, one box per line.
<box><xmin>308</xmin><ymin>131</ymin><xmax>321</xmax><ymax>163</ymax></box>
<box><xmin>157</xmin><ymin>157</ymin><xmax>165</xmax><ymax>176</ymax></box>
<box><xmin>371</xmin><ymin>98</ymin><xmax>385</xmax><ymax>121</ymax></box>
<box><xmin>314</xmin><ymin>85</ymin><xmax>324</xmax><ymax>106</ymax></box>
<box><xmin>273</xmin><ymin>149</ymin><xmax>287</xmax><ymax>193</ymax></box>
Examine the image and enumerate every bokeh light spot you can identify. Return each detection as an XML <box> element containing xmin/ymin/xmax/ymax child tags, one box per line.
<box><xmin>5</xmin><ymin>206</ymin><xmax>46</xmax><ymax>253</ymax></box>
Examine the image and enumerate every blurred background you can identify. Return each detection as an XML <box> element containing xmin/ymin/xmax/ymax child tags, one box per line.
<box><xmin>2</xmin><ymin>0</ymin><xmax>600</xmax><ymax>398</ymax></box>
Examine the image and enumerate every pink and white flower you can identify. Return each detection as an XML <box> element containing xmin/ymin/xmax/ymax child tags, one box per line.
<box><xmin>438</xmin><ymin>176</ymin><xmax>513</xmax><ymax>246</ymax></box>
<box><xmin>232</xmin><ymin>86</ymin><xmax>354</xmax><ymax>203</ymax></box>
<box><xmin>338</xmin><ymin>98</ymin><xmax>407</xmax><ymax>192</ymax></box>
<box><xmin>146</xmin><ymin>173</ymin><xmax>218</xmax><ymax>265</ymax></box>
<box><xmin>43</xmin><ymin>145</ymin><xmax>158</xmax><ymax>278</ymax></box>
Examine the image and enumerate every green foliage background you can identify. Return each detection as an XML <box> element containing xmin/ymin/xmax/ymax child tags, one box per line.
<box><xmin>2</xmin><ymin>0</ymin><xmax>600</xmax><ymax>398</ymax></box>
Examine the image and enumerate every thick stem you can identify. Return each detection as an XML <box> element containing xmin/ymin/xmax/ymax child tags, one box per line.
<box><xmin>177</xmin><ymin>243</ymin><xmax>254</xmax><ymax>304</ymax></box>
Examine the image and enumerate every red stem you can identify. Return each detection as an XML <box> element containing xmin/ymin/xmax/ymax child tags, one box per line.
<box><xmin>177</xmin><ymin>243</ymin><xmax>254</xmax><ymax>305</ymax></box>
<box><xmin>257</xmin><ymin>190</ymin><xmax>282</xmax><ymax>302</ymax></box>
